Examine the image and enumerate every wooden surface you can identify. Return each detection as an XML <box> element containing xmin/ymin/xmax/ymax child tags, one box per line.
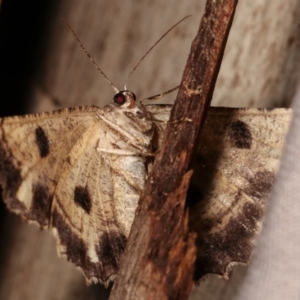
<box><xmin>0</xmin><ymin>0</ymin><xmax>300</xmax><ymax>299</ymax></box>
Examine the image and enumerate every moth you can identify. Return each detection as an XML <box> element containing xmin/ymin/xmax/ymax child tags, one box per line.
<box><xmin>0</xmin><ymin>103</ymin><xmax>291</xmax><ymax>284</ymax></box>
<box><xmin>0</xmin><ymin>18</ymin><xmax>292</xmax><ymax>285</ymax></box>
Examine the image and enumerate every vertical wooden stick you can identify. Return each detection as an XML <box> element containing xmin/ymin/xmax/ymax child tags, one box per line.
<box><xmin>109</xmin><ymin>0</ymin><xmax>238</xmax><ymax>299</ymax></box>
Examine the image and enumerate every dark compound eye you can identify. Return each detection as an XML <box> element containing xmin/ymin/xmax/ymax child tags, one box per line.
<box><xmin>113</xmin><ymin>92</ymin><xmax>126</xmax><ymax>105</ymax></box>
<box><xmin>113</xmin><ymin>91</ymin><xmax>137</xmax><ymax>106</ymax></box>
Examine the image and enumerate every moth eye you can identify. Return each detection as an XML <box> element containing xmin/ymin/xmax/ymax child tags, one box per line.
<box><xmin>113</xmin><ymin>93</ymin><xmax>126</xmax><ymax>105</ymax></box>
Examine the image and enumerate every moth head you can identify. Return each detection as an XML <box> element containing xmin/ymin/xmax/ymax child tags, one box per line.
<box><xmin>113</xmin><ymin>91</ymin><xmax>136</xmax><ymax>109</ymax></box>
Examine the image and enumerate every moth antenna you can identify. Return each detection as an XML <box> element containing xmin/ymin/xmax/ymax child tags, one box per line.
<box><xmin>123</xmin><ymin>15</ymin><xmax>191</xmax><ymax>90</ymax></box>
<box><xmin>63</xmin><ymin>19</ymin><xmax>119</xmax><ymax>93</ymax></box>
<box><xmin>142</xmin><ymin>85</ymin><xmax>180</xmax><ymax>102</ymax></box>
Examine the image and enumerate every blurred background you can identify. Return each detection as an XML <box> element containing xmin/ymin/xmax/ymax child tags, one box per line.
<box><xmin>0</xmin><ymin>0</ymin><xmax>299</xmax><ymax>299</ymax></box>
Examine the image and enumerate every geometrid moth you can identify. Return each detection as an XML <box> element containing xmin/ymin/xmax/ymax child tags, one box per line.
<box><xmin>0</xmin><ymin>102</ymin><xmax>291</xmax><ymax>284</ymax></box>
<box><xmin>0</xmin><ymin>16</ymin><xmax>292</xmax><ymax>285</ymax></box>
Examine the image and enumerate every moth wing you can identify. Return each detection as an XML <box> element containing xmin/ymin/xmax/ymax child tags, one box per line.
<box><xmin>192</xmin><ymin>107</ymin><xmax>291</xmax><ymax>279</ymax></box>
<box><xmin>51</xmin><ymin>116</ymin><xmax>126</xmax><ymax>284</ymax></box>
<box><xmin>0</xmin><ymin>106</ymin><xmax>125</xmax><ymax>285</ymax></box>
<box><xmin>148</xmin><ymin>105</ymin><xmax>291</xmax><ymax>279</ymax></box>
<box><xmin>145</xmin><ymin>105</ymin><xmax>172</xmax><ymax>150</ymax></box>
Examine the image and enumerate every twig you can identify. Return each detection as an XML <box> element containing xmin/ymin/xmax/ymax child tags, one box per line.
<box><xmin>109</xmin><ymin>0</ymin><xmax>238</xmax><ymax>299</ymax></box>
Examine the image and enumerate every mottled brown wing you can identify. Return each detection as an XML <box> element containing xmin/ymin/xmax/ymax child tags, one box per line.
<box><xmin>0</xmin><ymin>106</ymin><xmax>126</xmax><ymax>285</ymax></box>
<box><xmin>148</xmin><ymin>105</ymin><xmax>291</xmax><ymax>279</ymax></box>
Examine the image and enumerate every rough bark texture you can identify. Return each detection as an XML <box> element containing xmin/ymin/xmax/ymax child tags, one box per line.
<box><xmin>109</xmin><ymin>1</ymin><xmax>238</xmax><ymax>299</ymax></box>
<box><xmin>0</xmin><ymin>0</ymin><xmax>300</xmax><ymax>299</ymax></box>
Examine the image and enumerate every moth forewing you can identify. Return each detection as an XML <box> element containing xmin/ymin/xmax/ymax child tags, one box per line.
<box><xmin>0</xmin><ymin>103</ymin><xmax>155</xmax><ymax>285</ymax></box>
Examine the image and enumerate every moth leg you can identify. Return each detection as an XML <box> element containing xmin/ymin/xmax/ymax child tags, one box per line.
<box><xmin>140</xmin><ymin>85</ymin><xmax>179</xmax><ymax>103</ymax></box>
<box><xmin>168</xmin><ymin>117</ymin><xmax>193</xmax><ymax>123</ymax></box>
<box><xmin>97</xmin><ymin>147</ymin><xmax>156</xmax><ymax>157</ymax></box>
<box><xmin>97</xmin><ymin>148</ymin><xmax>139</xmax><ymax>156</ymax></box>
<box><xmin>151</xmin><ymin>117</ymin><xmax>192</xmax><ymax>126</ymax></box>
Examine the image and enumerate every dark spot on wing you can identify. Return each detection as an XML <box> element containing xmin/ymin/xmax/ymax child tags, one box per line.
<box><xmin>194</xmin><ymin>201</ymin><xmax>263</xmax><ymax>279</ymax></box>
<box><xmin>52</xmin><ymin>209</ymin><xmax>116</xmax><ymax>283</ymax></box>
<box><xmin>52</xmin><ymin>209</ymin><xmax>88</xmax><ymax>265</ymax></box>
<box><xmin>0</xmin><ymin>144</ymin><xmax>25</xmax><ymax>213</ymax></box>
<box><xmin>96</xmin><ymin>231</ymin><xmax>127</xmax><ymax>275</ymax></box>
<box><xmin>244</xmin><ymin>170</ymin><xmax>275</xmax><ymax>202</ymax></box>
<box><xmin>29</xmin><ymin>183</ymin><xmax>52</xmax><ymax>227</ymax></box>
<box><xmin>0</xmin><ymin>146</ymin><xmax>22</xmax><ymax>197</ymax></box>
<box><xmin>74</xmin><ymin>186</ymin><xmax>92</xmax><ymax>214</ymax></box>
<box><xmin>35</xmin><ymin>126</ymin><xmax>50</xmax><ymax>158</ymax></box>
<box><xmin>229</xmin><ymin>120</ymin><xmax>252</xmax><ymax>149</ymax></box>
